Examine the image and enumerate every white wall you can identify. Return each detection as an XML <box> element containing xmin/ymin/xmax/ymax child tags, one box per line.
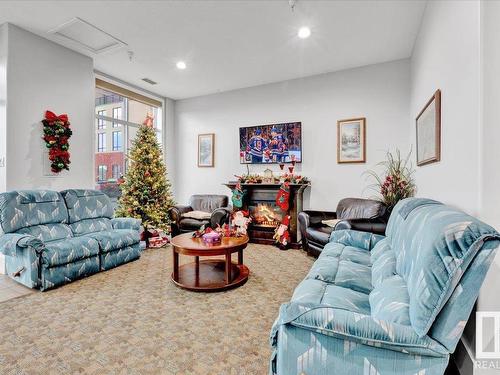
<box><xmin>472</xmin><ymin>1</ymin><xmax>500</xmax><ymax>373</ymax></box>
<box><xmin>410</xmin><ymin>0</ymin><xmax>481</xmax><ymax>215</ymax></box>
<box><xmin>174</xmin><ymin>59</ymin><xmax>411</xmax><ymax>209</ymax></box>
<box><xmin>411</xmin><ymin>2</ymin><xmax>500</xmax><ymax>373</ymax></box>
<box><xmin>0</xmin><ymin>24</ymin><xmax>5</xmax><ymax>273</ymax></box>
<box><xmin>480</xmin><ymin>0</ymin><xmax>500</xmax><ymax>230</ymax></box>
<box><xmin>0</xmin><ymin>24</ymin><xmax>7</xmax><ymax>192</ymax></box>
<box><xmin>4</xmin><ymin>24</ymin><xmax>95</xmax><ymax>191</ymax></box>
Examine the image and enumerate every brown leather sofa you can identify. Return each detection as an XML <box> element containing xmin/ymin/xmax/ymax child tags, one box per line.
<box><xmin>168</xmin><ymin>195</ymin><xmax>231</xmax><ymax>237</ymax></box>
<box><xmin>298</xmin><ymin>198</ymin><xmax>388</xmax><ymax>257</ymax></box>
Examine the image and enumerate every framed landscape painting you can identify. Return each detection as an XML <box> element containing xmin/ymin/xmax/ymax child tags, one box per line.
<box><xmin>337</xmin><ymin>117</ymin><xmax>366</xmax><ymax>163</ymax></box>
<box><xmin>416</xmin><ymin>89</ymin><xmax>441</xmax><ymax>166</ymax></box>
<box><xmin>198</xmin><ymin>133</ymin><xmax>215</xmax><ymax>167</ymax></box>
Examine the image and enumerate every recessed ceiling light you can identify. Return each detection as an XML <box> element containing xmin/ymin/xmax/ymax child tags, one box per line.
<box><xmin>298</xmin><ymin>26</ymin><xmax>311</xmax><ymax>39</ymax></box>
<box><xmin>176</xmin><ymin>61</ymin><xmax>187</xmax><ymax>70</ymax></box>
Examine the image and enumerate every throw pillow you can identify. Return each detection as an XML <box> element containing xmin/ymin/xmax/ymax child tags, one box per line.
<box><xmin>322</xmin><ymin>219</ymin><xmax>341</xmax><ymax>228</ymax></box>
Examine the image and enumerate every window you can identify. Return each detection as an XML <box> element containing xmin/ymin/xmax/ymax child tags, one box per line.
<box><xmin>112</xmin><ymin>107</ymin><xmax>122</xmax><ymax>128</ymax></box>
<box><xmin>97</xmin><ymin>133</ymin><xmax>106</xmax><ymax>152</ymax></box>
<box><xmin>97</xmin><ymin>110</ymin><xmax>106</xmax><ymax>129</ymax></box>
<box><xmin>112</xmin><ymin>164</ymin><xmax>121</xmax><ymax>179</ymax></box>
<box><xmin>97</xmin><ymin>165</ymin><xmax>107</xmax><ymax>181</ymax></box>
<box><xmin>95</xmin><ymin>80</ymin><xmax>162</xmax><ymax>201</ymax></box>
<box><xmin>112</xmin><ymin>131</ymin><xmax>122</xmax><ymax>151</ymax></box>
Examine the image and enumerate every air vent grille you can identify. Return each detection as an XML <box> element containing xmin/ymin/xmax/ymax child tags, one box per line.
<box><xmin>141</xmin><ymin>78</ymin><xmax>157</xmax><ymax>85</ymax></box>
<box><xmin>49</xmin><ymin>17</ymin><xmax>127</xmax><ymax>54</ymax></box>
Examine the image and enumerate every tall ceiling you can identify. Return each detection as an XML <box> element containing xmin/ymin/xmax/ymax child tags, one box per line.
<box><xmin>0</xmin><ymin>0</ymin><xmax>426</xmax><ymax>100</ymax></box>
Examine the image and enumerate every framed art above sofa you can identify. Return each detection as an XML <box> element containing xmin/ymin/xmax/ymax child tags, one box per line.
<box><xmin>337</xmin><ymin>117</ymin><xmax>366</xmax><ymax>163</ymax></box>
<box><xmin>416</xmin><ymin>89</ymin><xmax>441</xmax><ymax>166</ymax></box>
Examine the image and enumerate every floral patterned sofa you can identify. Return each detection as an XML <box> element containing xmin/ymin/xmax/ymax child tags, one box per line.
<box><xmin>270</xmin><ymin>198</ymin><xmax>500</xmax><ymax>375</ymax></box>
<box><xmin>0</xmin><ymin>189</ymin><xmax>142</xmax><ymax>291</ymax></box>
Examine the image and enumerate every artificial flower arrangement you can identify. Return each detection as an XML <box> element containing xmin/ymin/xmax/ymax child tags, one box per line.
<box><xmin>365</xmin><ymin>149</ymin><xmax>416</xmax><ymax>211</ymax></box>
<box><xmin>42</xmin><ymin>111</ymin><xmax>72</xmax><ymax>173</ymax></box>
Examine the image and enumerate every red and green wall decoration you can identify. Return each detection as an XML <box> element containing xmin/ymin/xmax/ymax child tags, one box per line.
<box><xmin>42</xmin><ymin>111</ymin><xmax>72</xmax><ymax>173</ymax></box>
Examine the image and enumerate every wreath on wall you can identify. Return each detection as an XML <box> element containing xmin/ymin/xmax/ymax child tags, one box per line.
<box><xmin>42</xmin><ymin>111</ymin><xmax>72</xmax><ymax>173</ymax></box>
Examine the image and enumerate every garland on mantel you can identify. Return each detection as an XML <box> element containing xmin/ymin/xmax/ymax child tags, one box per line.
<box><xmin>42</xmin><ymin>111</ymin><xmax>72</xmax><ymax>173</ymax></box>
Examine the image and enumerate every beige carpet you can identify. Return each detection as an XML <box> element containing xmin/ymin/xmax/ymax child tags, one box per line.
<box><xmin>0</xmin><ymin>244</ymin><xmax>314</xmax><ymax>375</ymax></box>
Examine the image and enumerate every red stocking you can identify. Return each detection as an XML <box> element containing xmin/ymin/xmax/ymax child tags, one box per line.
<box><xmin>276</xmin><ymin>182</ymin><xmax>290</xmax><ymax>211</ymax></box>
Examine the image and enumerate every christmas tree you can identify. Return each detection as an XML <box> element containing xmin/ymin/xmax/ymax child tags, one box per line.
<box><xmin>115</xmin><ymin>114</ymin><xmax>174</xmax><ymax>234</ymax></box>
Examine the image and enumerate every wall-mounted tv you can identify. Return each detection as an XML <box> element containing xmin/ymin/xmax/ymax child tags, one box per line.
<box><xmin>239</xmin><ymin>122</ymin><xmax>302</xmax><ymax>164</ymax></box>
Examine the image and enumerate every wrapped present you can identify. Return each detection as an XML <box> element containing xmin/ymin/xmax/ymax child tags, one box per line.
<box><xmin>148</xmin><ymin>236</ymin><xmax>170</xmax><ymax>248</ymax></box>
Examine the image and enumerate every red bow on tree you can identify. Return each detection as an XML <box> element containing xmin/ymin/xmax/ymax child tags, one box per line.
<box><xmin>45</xmin><ymin>111</ymin><xmax>68</xmax><ymax>123</ymax></box>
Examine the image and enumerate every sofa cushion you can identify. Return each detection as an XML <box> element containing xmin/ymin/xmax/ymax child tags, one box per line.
<box><xmin>369</xmin><ymin>275</ymin><xmax>411</xmax><ymax>325</ymax></box>
<box><xmin>60</xmin><ymin>189</ymin><xmax>114</xmax><ymax>224</ymax></box>
<box><xmin>42</xmin><ymin>237</ymin><xmax>100</xmax><ymax>267</ymax></box>
<box><xmin>336</xmin><ymin>198</ymin><xmax>386</xmax><ymax>220</ymax></box>
<box><xmin>179</xmin><ymin>217</ymin><xmax>210</xmax><ymax>230</ymax></box>
<box><xmin>0</xmin><ymin>190</ymin><xmax>68</xmax><ymax>233</ymax></box>
<box><xmin>84</xmin><ymin>229</ymin><xmax>140</xmax><ymax>253</ymax></box>
<box><xmin>16</xmin><ymin>223</ymin><xmax>73</xmax><ymax>243</ymax></box>
<box><xmin>70</xmin><ymin>218</ymin><xmax>113</xmax><ymax>235</ymax></box>
<box><xmin>370</xmin><ymin>239</ymin><xmax>397</xmax><ymax>287</ymax></box>
<box><xmin>305</xmin><ymin>226</ymin><xmax>333</xmax><ymax>246</ymax></box>
<box><xmin>182</xmin><ymin>210</ymin><xmax>212</xmax><ymax>220</ymax></box>
<box><xmin>291</xmin><ymin>279</ymin><xmax>370</xmax><ymax>315</ymax></box>
<box><xmin>386</xmin><ymin>198</ymin><xmax>500</xmax><ymax>336</ymax></box>
<box><xmin>189</xmin><ymin>194</ymin><xmax>228</xmax><ymax>212</ymax></box>
<box><xmin>306</xmin><ymin>242</ymin><xmax>373</xmax><ymax>295</ymax></box>
<box><xmin>322</xmin><ymin>242</ymin><xmax>371</xmax><ymax>266</ymax></box>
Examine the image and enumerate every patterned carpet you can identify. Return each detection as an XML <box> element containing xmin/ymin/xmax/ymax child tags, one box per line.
<box><xmin>0</xmin><ymin>244</ymin><xmax>314</xmax><ymax>375</ymax></box>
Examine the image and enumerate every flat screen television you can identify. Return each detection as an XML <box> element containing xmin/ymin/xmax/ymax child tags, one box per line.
<box><xmin>239</xmin><ymin>122</ymin><xmax>302</xmax><ymax>164</ymax></box>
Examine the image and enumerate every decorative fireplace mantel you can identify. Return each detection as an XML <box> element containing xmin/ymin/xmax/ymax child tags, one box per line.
<box><xmin>224</xmin><ymin>182</ymin><xmax>310</xmax><ymax>249</ymax></box>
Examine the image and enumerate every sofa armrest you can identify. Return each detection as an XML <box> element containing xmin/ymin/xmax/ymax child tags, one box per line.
<box><xmin>329</xmin><ymin>229</ymin><xmax>385</xmax><ymax>251</ymax></box>
<box><xmin>271</xmin><ymin>303</ymin><xmax>448</xmax><ymax>357</ymax></box>
<box><xmin>111</xmin><ymin>217</ymin><xmax>142</xmax><ymax>231</ymax></box>
<box><xmin>299</xmin><ymin>210</ymin><xmax>337</xmax><ymax>228</ymax></box>
<box><xmin>334</xmin><ymin>218</ymin><xmax>387</xmax><ymax>236</ymax></box>
<box><xmin>0</xmin><ymin>233</ymin><xmax>44</xmax><ymax>257</ymax></box>
<box><xmin>167</xmin><ymin>205</ymin><xmax>192</xmax><ymax>224</ymax></box>
<box><xmin>211</xmin><ymin>207</ymin><xmax>231</xmax><ymax>228</ymax></box>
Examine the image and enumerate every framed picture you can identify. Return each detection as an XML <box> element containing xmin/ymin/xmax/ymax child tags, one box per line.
<box><xmin>337</xmin><ymin>117</ymin><xmax>366</xmax><ymax>163</ymax></box>
<box><xmin>198</xmin><ymin>133</ymin><xmax>215</xmax><ymax>167</ymax></box>
<box><xmin>416</xmin><ymin>89</ymin><xmax>441</xmax><ymax>166</ymax></box>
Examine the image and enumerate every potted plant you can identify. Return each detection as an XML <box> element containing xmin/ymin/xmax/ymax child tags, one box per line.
<box><xmin>365</xmin><ymin>149</ymin><xmax>416</xmax><ymax>212</ymax></box>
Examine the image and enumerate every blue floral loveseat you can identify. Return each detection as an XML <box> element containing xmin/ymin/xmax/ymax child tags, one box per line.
<box><xmin>270</xmin><ymin>198</ymin><xmax>500</xmax><ymax>375</ymax></box>
<box><xmin>0</xmin><ymin>189</ymin><xmax>142</xmax><ymax>291</ymax></box>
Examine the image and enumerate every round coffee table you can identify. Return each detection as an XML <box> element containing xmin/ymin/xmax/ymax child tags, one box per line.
<box><xmin>170</xmin><ymin>233</ymin><xmax>250</xmax><ymax>292</ymax></box>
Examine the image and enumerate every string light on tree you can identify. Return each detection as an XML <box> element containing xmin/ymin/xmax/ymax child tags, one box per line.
<box><xmin>115</xmin><ymin>113</ymin><xmax>175</xmax><ymax>243</ymax></box>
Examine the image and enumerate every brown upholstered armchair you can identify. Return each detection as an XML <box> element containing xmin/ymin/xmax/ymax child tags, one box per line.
<box><xmin>168</xmin><ymin>195</ymin><xmax>231</xmax><ymax>237</ymax></box>
<box><xmin>298</xmin><ymin>198</ymin><xmax>388</xmax><ymax>257</ymax></box>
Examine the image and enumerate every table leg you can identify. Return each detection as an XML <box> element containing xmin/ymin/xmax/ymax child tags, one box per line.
<box><xmin>238</xmin><ymin>249</ymin><xmax>243</xmax><ymax>265</ymax></box>
<box><xmin>173</xmin><ymin>248</ymin><xmax>179</xmax><ymax>281</ymax></box>
<box><xmin>225</xmin><ymin>252</ymin><xmax>231</xmax><ymax>284</ymax></box>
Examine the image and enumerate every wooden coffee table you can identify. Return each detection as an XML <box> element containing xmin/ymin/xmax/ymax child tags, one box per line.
<box><xmin>170</xmin><ymin>233</ymin><xmax>250</xmax><ymax>292</ymax></box>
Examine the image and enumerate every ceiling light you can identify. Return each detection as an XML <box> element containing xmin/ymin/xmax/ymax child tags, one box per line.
<box><xmin>298</xmin><ymin>27</ymin><xmax>311</xmax><ymax>39</ymax></box>
<box><xmin>176</xmin><ymin>61</ymin><xmax>187</xmax><ymax>70</ymax></box>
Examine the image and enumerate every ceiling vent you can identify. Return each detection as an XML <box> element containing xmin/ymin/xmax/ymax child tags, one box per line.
<box><xmin>49</xmin><ymin>17</ymin><xmax>127</xmax><ymax>54</ymax></box>
<box><xmin>141</xmin><ymin>78</ymin><xmax>157</xmax><ymax>85</ymax></box>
